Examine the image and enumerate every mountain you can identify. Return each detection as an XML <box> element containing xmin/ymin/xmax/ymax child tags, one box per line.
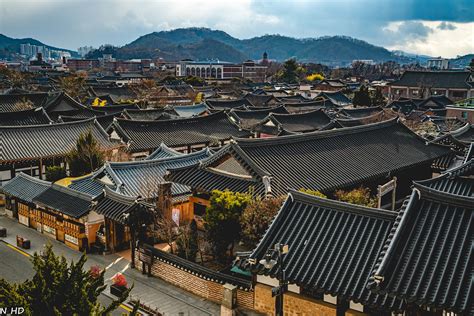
<box><xmin>449</xmin><ymin>54</ymin><xmax>474</xmax><ymax>69</ymax></box>
<box><xmin>89</xmin><ymin>27</ymin><xmax>403</xmax><ymax>65</ymax></box>
<box><xmin>0</xmin><ymin>34</ymin><xmax>77</xmax><ymax>58</ymax></box>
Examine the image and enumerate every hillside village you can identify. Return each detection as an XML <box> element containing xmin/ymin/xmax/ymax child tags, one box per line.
<box><xmin>0</xmin><ymin>28</ymin><xmax>473</xmax><ymax>316</ymax></box>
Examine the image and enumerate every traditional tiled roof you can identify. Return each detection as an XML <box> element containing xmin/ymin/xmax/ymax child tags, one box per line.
<box><xmin>388</xmin><ymin>99</ymin><xmax>418</xmax><ymax>115</ymax></box>
<box><xmin>228</xmin><ymin>106</ymin><xmax>289</xmax><ymax>129</ymax></box>
<box><xmin>390</xmin><ymin>71</ymin><xmax>472</xmax><ymax>89</ymax></box>
<box><xmin>0</xmin><ymin>173</ymin><xmax>51</xmax><ymax>203</ymax></box>
<box><xmin>94</xmin><ymin>149</ymin><xmax>213</xmax><ymax>199</ymax></box>
<box><xmin>91</xmin><ymin>103</ymin><xmax>139</xmax><ymax>113</ymax></box>
<box><xmin>368</xmin><ymin>160</ymin><xmax>473</xmax><ymax>314</ymax></box>
<box><xmin>33</xmin><ymin>184</ymin><xmax>93</xmax><ymax>218</ymax></box>
<box><xmin>0</xmin><ymin>118</ymin><xmax>117</xmax><ymax>163</ymax></box>
<box><xmin>340</xmin><ymin>106</ymin><xmax>383</xmax><ymax>119</ymax></box>
<box><xmin>315</xmin><ymin>91</ymin><xmax>352</xmax><ymax>107</ymax></box>
<box><xmin>171</xmin><ymin>103</ymin><xmax>209</xmax><ymax>118</ymax></box>
<box><xmin>122</xmin><ymin>108</ymin><xmax>179</xmax><ymax>121</ymax></box>
<box><xmin>43</xmin><ymin>92</ymin><xmax>105</xmax><ymax>120</ymax></box>
<box><xmin>281</xmin><ymin>100</ymin><xmax>329</xmax><ymax>113</ymax></box>
<box><xmin>0</xmin><ymin>107</ymin><xmax>52</xmax><ymax>126</ymax></box>
<box><xmin>235</xmin><ymin>190</ymin><xmax>402</xmax><ymax>310</ymax></box>
<box><xmin>165</xmin><ymin>162</ymin><xmax>266</xmax><ymax>196</ymax></box>
<box><xmin>423</xmin><ymin>116</ymin><xmax>467</xmax><ymax>134</ymax></box>
<box><xmin>94</xmin><ymin>186</ymin><xmax>140</xmax><ymax>224</ymax></box>
<box><xmin>168</xmin><ymin>118</ymin><xmax>450</xmax><ymax>196</ymax></box>
<box><xmin>108</xmin><ymin>111</ymin><xmax>250</xmax><ymax>153</ymax></box>
<box><xmin>243</xmin><ymin>94</ymin><xmax>278</xmax><ymax>107</ymax></box>
<box><xmin>58</xmin><ymin>112</ymin><xmax>119</xmax><ymax>130</ymax></box>
<box><xmin>417</xmin><ymin>95</ymin><xmax>453</xmax><ymax>110</ymax></box>
<box><xmin>145</xmin><ymin>143</ymin><xmax>184</xmax><ymax>160</ymax></box>
<box><xmin>90</xmin><ymin>87</ymin><xmax>137</xmax><ymax>103</ymax></box>
<box><xmin>276</xmin><ymin>95</ymin><xmax>310</xmax><ymax>103</ymax></box>
<box><xmin>335</xmin><ymin>111</ymin><xmax>395</xmax><ymax>128</ymax></box>
<box><xmin>255</xmin><ymin>109</ymin><xmax>334</xmax><ymax>134</ymax></box>
<box><xmin>206</xmin><ymin>98</ymin><xmax>253</xmax><ymax>110</ymax></box>
<box><xmin>0</xmin><ymin>92</ymin><xmax>49</xmax><ymax>112</ymax></box>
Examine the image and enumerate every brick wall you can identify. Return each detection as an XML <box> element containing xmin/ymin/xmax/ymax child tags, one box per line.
<box><xmin>135</xmin><ymin>250</ymin><xmax>254</xmax><ymax>310</ymax></box>
<box><xmin>254</xmin><ymin>283</ymin><xmax>338</xmax><ymax>316</ymax></box>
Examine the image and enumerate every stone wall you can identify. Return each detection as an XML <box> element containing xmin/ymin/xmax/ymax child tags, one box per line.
<box><xmin>254</xmin><ymin>283</ymin><xmax>338</xmax><ymax>316</ymax></box>
<box><xmin>135</xmin><ymin>250</ymin><xmax>254</xmax><ymax>310</ymax></box>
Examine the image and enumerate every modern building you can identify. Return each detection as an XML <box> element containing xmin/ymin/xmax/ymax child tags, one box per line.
<box><xmin>176</xmin><ymin>60</ymin><xmax>267</xmax><ymax>82</ymax></box>
<box><xmin>427</xmin><ymin>58</ymin><xmax>450</xmax><ymax>70</ymax></box>
<box><xmin>388</xmin><ymin>70</ymin><xmax>474</xmax><ymax>101</ymax></box>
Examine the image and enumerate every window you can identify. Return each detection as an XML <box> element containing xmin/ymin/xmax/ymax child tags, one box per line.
<box><xmin>452</xmin><ymin>90</ymin><xmax>466</xmax><ymax>98</ymax></box>
<box><xmin>461</xmin><ymin>111</ymin><xmax>468</xmax><ymax>119</ymax></box>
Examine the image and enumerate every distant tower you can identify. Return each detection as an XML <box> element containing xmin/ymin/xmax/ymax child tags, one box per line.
<box><xmin>262</xmin><ymin>51</ymin><xmax>269</xmax><ymax>65</ymax></box>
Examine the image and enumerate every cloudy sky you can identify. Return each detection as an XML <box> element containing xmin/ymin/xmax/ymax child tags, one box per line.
<box><xmin>1</xmin><ymin>0</ymin><xmax>473</xmax><ymax>57</ymax></box>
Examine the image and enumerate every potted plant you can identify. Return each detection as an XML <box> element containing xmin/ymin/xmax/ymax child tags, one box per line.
<box><xmin>110</xmin><ymin>273</ymin><xmax>128</xmax><ymax>297</ymax></box>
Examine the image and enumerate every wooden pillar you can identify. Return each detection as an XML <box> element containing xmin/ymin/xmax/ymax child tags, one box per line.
<box><xmin>39</xmin><ymin>158</ymin><xmax>43</xmax><ymax>180</ymax></box>
<box><xmin>336</xmin><ymin>296</ymin><xmax>349</xmax><ymax>316</ymax></box>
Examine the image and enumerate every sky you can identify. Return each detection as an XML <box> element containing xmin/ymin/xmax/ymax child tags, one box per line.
<box><xmin>1</xmin><ymin>0</ymin><xmax>473</xmax><ymax>58</ymax></box>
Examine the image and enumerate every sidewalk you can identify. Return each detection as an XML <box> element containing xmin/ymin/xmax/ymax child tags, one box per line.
<box><xmin>0</xmin><ymin>214</ymin><xmax>220</xmax><ymax>316</ymax></box>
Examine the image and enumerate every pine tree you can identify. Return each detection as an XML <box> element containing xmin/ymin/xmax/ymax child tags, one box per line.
<box><xmin>0</xmin><ymin>245</ymin><xmax>130</xmax><ymax>315</ymax></box>
<box><xmin>278</xmin><ymin>59</ymin><xmax>299</xmax><ymax>84</ymax></box>
<box><xmin>67</xmin><ymin>130</ymin><xmax>105</xmax><ymax>177</ymax></box>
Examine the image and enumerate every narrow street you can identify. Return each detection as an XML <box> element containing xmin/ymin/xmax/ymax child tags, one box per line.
<box><xmin>0</xmin><ymin>214</ymin><xmax>220</xmax><ymax>316</ymax></box>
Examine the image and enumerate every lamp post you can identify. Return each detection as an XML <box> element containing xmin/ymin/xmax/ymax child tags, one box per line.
<box><xmin>259</xmin><ymin>243</ymin><xmax>289</xmax><ymax>316</ymax></box>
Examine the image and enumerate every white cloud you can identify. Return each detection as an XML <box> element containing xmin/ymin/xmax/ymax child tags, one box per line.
<box><xmin>384</xmin><ymin>21</ymin><xmax>474</xmax><ymax>57</ymax></box>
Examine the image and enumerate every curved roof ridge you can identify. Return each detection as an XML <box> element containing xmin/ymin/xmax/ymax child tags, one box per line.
<box><xmin>15</xmin><ymin>172</ymin><xmax>52</xmax><ymax>186</ymax></box>
<box><xmin>115</xmin><ymin>109</ymin><xmax>227</xmax><ymax>124</ymax></box>
<box><xmin>231</xmin><ymin>105</ymin><xmax>287</xmax><ymax>114</ymax></box>
<box><xmin>0</xmin><ymin>116</ymin><xmax>98</xmax><ymax>129</ymax></box>
<box><xmin>233</xmin><ymin>116</ymin><xmax>399</xmax><ymax>146</ymax></box>
<box><xmin>103</xmin><ymin>185</ymin><xmax>140</xmax><ymax>203</ymax></box>
<box><xmin>108</xmin><ymin>147</ymin><xmax>212</xmax><ymax>168</ymax></box>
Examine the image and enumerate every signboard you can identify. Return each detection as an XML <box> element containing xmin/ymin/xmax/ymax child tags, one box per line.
<box><xmin>18</xmin><ymin>214</ymin><xmax>29</xmax><ymax>227</ymax></box>
<box><xmin>377</xmin><ymin>177</ymin><xmax>397</xmax><ymax>211</ymax></box>
<box><xmin>172</xmin><ymin>208</ymin><xmax>180</xmax><ymax>226</ymax></box>
<box><xmin>65</xmin><ymin>234</ymin><xmax>79</xmax><ymax>245</ymax></box>
<box><xmin>43</xmin><ymin>224</ymin><xmax>56</xmax><ymax>236</ymax></box>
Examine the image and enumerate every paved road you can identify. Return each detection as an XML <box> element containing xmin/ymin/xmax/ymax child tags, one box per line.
<box><xmin>0</xmin><ymin>215</ymin><xmax>220</xmax><ymax>316</ymax></box>
<box><xmin>0</xmin><ymin>241</ymin><xmax>132</xmax><ymax>316</ymax></box>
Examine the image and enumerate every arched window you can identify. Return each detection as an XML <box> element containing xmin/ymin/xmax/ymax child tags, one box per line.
<box><xmin>201</xmin><ymin>68</ymin><xmax>206</xmax><ymax>78</ymax></box>
<box><xmin>186</xmin><ymin>67</ymin><xmax>191</xmax><ymax>76</ymax></box>
<box><xmin>211</xmin><ymin>68</ymin><xmax>216</xmax><ymax>78</ymax></box>
<box><xmin>191</xmin><ymin>67</ymin><xmax>196</xmax><ymax>76</ymax></box>
<box><xmin>206</xmin><ymin>67</ymin><xmax>211</xmax><ymax>77</ymax></box>
<box><xmin>216</xmin><ymin>68</ymin><xmax>222</xmax><ymax>79</ymax></box>
<box><xmin>196</xmin><ymin>68</ymin><xmax>201</xmax><ymax>77</ymax></box>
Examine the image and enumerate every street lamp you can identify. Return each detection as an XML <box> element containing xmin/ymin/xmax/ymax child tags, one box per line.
<box><xmin>259</xmin><ymin>243</ymin><xmax>289</xmax><ymax>316</ymax></box>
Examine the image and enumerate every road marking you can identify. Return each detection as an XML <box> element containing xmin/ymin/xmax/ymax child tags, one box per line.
<box><xmin>106</xmin><ymin>257</ymin><xmax>123</xmax><ymax>270</ymax></box>
<box><xmin>2</xmin><ymin>241</ymin><xmax>136</xmax><ymax>314</ymax></box>
<box><xmin>3</xmin><ymin>241</ymin><xmax>31</xmax><ymax>258</ymax></box>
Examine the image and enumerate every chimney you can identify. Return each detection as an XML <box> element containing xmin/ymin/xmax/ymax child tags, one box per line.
<box><xmin>156</xmin><ymin>182</ymin><xmax>172</xmax><ymax>218</ymax></box>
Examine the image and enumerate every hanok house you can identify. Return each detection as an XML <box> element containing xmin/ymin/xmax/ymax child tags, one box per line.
<box><xmin>0</xmin><ymin>107</ymin><xmax>52</xmax><ymax>126</ymax></box>
<box><xmin>0</xmin><ymin>118</ymin><xmax>119</xmax><ymax>185</ymax></box>
<box><xmin>0</xmin><ymin>173</ymin><xmax>50</xmax><ymax>220</ymax></box>
<box><xmin>253</xmin><ymin>109</ymin><xmax>336</xmax><ymax>136</ymax></box>
<box><xmin>235</xmin><ymin>190</ymin><xmax>404</xmax><ymax>315</ymax></box>
<box><xmin>107</xmin><ymin>111</ymin><xmax>251</xmax><ymax>159</ymax></box>
<box><xmin>32</xmin><ymin>184</ymin><xmax>100</xmax><ymax>251</ymax></box>
<box><xmin>0</xmin><ymin>92</ymin><xmax>50</xmax><ymax>112</ymax></box>
<box><xmin>167</xmin><ymin>118</ymin><xmax>450</xmax><ymax>201</ymax></box>
<box><xmin>69</xmin><ymin>147</ymin><xmax>213</xmax><ymax>224</ymax></box>
<box><xmin>228</xmin><ymin>105</ymin><xmax>289</xmax><ymax>131</ymax></box>
<box><xmin>42</xmin><ymin>92</ymin><xmax>106</xmax><ymax>121</ymax></box>
<box><xmin>368</xmin><ymin>159</ymin><xmax>473</xmax><ymax>315</ymax></box>
<box><xmin>92</xmin><ymin>186</ymin><xmax>154</xmax><ymax>253</ymax></box>
<box><xmin>388</xmin><ymin>70</ymin><xmax>474</xmax><ymax>101</ymax></box>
